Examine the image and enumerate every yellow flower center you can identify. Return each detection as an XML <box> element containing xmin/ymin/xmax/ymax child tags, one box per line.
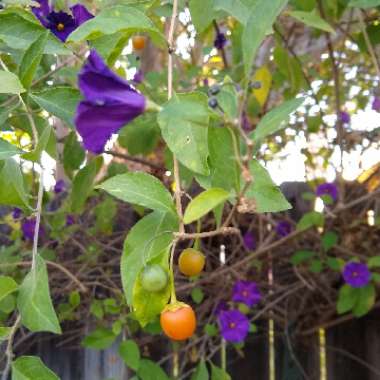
<box><xmin>352</xmin><ymin>271</ymin><xmax>358</xmax><ymax>278</ymax></box>
<box><xmin>242</xmin><ymin>291</ymin><xmax>248</xmax><ymax>297</ymax></box>
<box><xmin>229</xmin><ymin>322</ymin><xmax>236</xmax><ymax>329</ymax></box>
<box><xmin>57</xmin><ymin>23</ymin><xmax>65</xmax><ymax>31</ymax></box>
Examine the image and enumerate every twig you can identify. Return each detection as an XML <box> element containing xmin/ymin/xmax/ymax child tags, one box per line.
<box><xmin>31</xmin><ymin>168</ymin><xmax>44</xmax><ymax>270</ymax></box>
<box><xmin>167</xmin><ymin>0</ymin><xmax>184</xmax><ymax>234</ymax></box>
<box><xmin>1</xmin><ymin>315</ymin><xmax>21</xmax><ymax>380</ymax></box>
<box><xmin>105</xmin><ymin>150</ymin><xmax>164</xmax><ymax>171</ymax></box>
<box><xmin>0</xmin><ymin>261</ymin><xmax>88</xmax><ymax>293</ymax></box>
<box><xmin>357</xmin><ymin>9</ymin><xmax>380</xmax><ymax>77</ymax></box>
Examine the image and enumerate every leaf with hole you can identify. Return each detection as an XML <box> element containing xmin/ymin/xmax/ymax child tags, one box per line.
<box><xmin>158</xmin><ymin>92</ymin><xmax>210</xmax><ymax>175</ymax></box>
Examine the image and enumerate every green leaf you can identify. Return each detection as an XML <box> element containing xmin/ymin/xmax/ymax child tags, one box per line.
<box><xmin>210</xmin><ymin>363</ymin><xmax>231</xmax><ymax>380</ymax></box>
<box><xmin>18</xmin><ymin>31</ymin><xmax>48</xmax><ymax>88</ymax></box>
<box><xmin>12</xmin><ymin>356</ymin><xmax>59</xmax><ymax>380</ymax></box>
<box><xmin>137</xmin><ymin>359</ymin><xmax>170</xmax><ymax>380</ymax></box>
<box><xmin>322</xmin><ymin>231</ymin><xmax>338</xmax><ymax>251</ymax></box>
<box><xmin>309</xmin><ymin>259</ymin><xmax>323</xmax><ymax>273</ymax></box>
<box><xmin>337</xmin><ymin>284</ymin><xmax>357</xmax><ymax>314</ymax></box>
<box><xmin>158</xmin><ymin>92</ymin><xmax>210</xmax><ymax>175</ymax></box>
<box><xmin>17</xmin><ymin>255</ymin><xmax>61</xmax><ymax>334</ymax></box>
<box><xmin>0</xmin><ymin>13</ymin><xmax>69</xmax><ymax>55</ymax></box>
<box><xmin>91</xmin><ymin>32</ymin><xmax>130</xmax><ymax>65</ymax></box>
<box><xmin>297</xmin><ymin>211</ymin><xmax>324</xmax><ymax>231</ymax></box>
<box><xmin>189</xmin><ymin>0</ymin><xmax>214</xmax><ymax>33</ymax></box>
<box><xmin>352</xmin><ymin>284</ymin><xmax>376</xmax><ymax>317</ymax></box>
<box><xmin>191</xmin><ymin>361</ymin><xmax>209</xmax><ymax>380</ymax></box>
<box><xmin>204</xmin><ymin>323</ymin><xmax>218</xmax><ymax>337</ymax></box>
<box><xmin>63</xmin><ymin>131</ymin><xmax>85</xmax><ymax>173</ymax></box>
<box><xmin>290</xmin><ymin>250</ymin><xmax>315</xmax><ymax>265</ymax></box>
<box><xmin>251</xmin><ymin>97</ymin><xmax>305</xmax><ymax>141</ymax></box>
<box><xmin>98</xmin><ymin>172</ymin><xmax>175</xmax><ymax>215</ymax></box>
<box><xmin>348</xmin><ymin>0</ymin><xmax>380</xmax><ymax>8</ymax></box>
<box><xmin>0</xmin><ymin>139</ymin><xmax>24</xmax><ymax>159</ymax></box>
<box><xmin>0</xmin><ymin>327</ymin><xmax>11</xmax><ymax>342</ymax></box>
<box><xmin>242</xmin><ymin>0</ymin><xmax>288</xmax><ymax>77</ymax></box>
<box><xmin>118</xmin><ymin>340</ymin><xmax>141</xmax><ymax>371</ymax></box>
<box><xmin>0</xmin><ymin>70</ymin><xmax>25</xmax><ymax>94</ymax></box>
<box><xmin>326</xmin><ymin>257</ymin><xmax>345</xmax><ymax>271</ymax></box>
<box><xmin>196</xmin><ymin>127</ymin><xmax>240</xmax><ymax>193</ymax></box>
<box><xmin>368</xmin><ymin>256</ymin><xmax>380</xmax><ymax>268</ymax></box>
<box><xmin>30</xmin><ymin>88</ymin><xmax>82</xmax><ymax>128</ymax></box>
<box><xmin>191</xmin><ymin>287</ymin><xmax>204</xmax><ymax>304</ymax></box>
<box><xmin>82</xmin><ymin>327</ymin><xmax>116</xmax><ymax>350</ymax></box>
<box><xmin>0</xmin><ymin>276</ymin><xmax>18</xmax><ymax>303</ymax></box>
<box><xmin>288</xmin><ymin>10</ymin><xmax>334</xmax><ymax>33</ymax></box>
<box><xmin>0</xmin><ymin>158</ymin><xmax>29</xmax><ymax>208</ymax></box>
<box><xmin>22</xmin><ymin>124</ymin><xmax>54</xmax><ymax>162</ymax></box>
<box><xmin>121</xmin><ymin>211</ymin><xmax>178</xmax><ymax>304</ymax></box>
<box><xmin>70</xmin><ymin>158</ymin><xmax>102</xmax><ymax>213</ymax></box>
<box><xmin>214</xmin><ymin>0</ymin><xmax>251</xmax><ymax>25</ymax></box>
<box><xmin>132</xmin><ymin>251</ymin><xmax>171</xmax><ymax>326</ymax></box>
<box><xmin>68</xmin><ymin>6</ymin><xmax>165</xmax><ymax>46</ymax></box>
<box><xmin>118</xmin><ymin>113</ymin><xmax>160</xmax><ymax>156</ymax></box>
<box><xmin>245</xmin><ymin>160</ymin><xmax>291</xmax><ymax>213</ymax></box>
<box><xmin>94</xmin><ymin>197</ymin><xmax>117</xmax><ymax>234</ymax></box>
<box><xmin>184</xmin><ymin>188</ymin><xmax>229</xmax><ymax>224</ymax></box>
<box><xmin>216</xmin><ymin>81</ymin><xmax>239</xmax><ymax>119</ymax></box>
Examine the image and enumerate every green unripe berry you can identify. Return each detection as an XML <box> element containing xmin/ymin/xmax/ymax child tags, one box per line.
<box><xmin>141</xmin><ymin>264</ymin><xmax>168</xmax><ymax>292</ymax></box>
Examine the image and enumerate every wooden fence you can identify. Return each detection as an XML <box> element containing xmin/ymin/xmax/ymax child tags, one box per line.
<box><xmin>23</xmin><ymin>311</ymin><xmax>380</xmax><ymax>380</ymax></box>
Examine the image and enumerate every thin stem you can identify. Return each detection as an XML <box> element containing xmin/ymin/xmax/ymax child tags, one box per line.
<box><xmin>31</xmin><ymin>168</ymin><xmax>44</xmax><ymax>271</ymax></box>
<box><xmin>357</xmin><ymin>9</ymin><xmax>380</xmax><ymax>77</ymax></box>
<box><xmin>169</xmin><ymin>241</ymin><xmax>178</xmax><ymax>304</ymax></box>
<box><xmin>1</xmin><ymin>315</ymin><xmax>21</xmax><ymax>380</ymax></box>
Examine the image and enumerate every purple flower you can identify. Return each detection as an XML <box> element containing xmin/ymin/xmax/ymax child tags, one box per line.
<box><xmin>66</xmin><ymin>214</ymin><xmax>75</xmax><ymax>226</ymax></box>
<box><xmin>214</xmin><ymin>33</ymin><xmax>227</xmax><ymax>50</ymax></box>
<box><xmin>70</xmin><ymin>4</ymin><xmax>94</xmax><ymax>25</ymax></box>
<box><xmin>243</xmin><ymin>232</ymin><xmax>256</xmax><ymax>251</ymax></box>
<box><xmin>75</xmin><ymin>50</ymin><xmax>146</xmax><ymax>154</ymax></box>
<box><xmin>214</xmin><ymin>300</ymin><xmax>228</xmax><ymax>316</ymax></box>
<box><xmin>316</xmin><ymin>182</ymin><xmax>338</xmax><ymax>202</ymax></box>
<box><xmin>276</xmin><ymin>220</ymin><xmax>292</xmax><ymax>238</ymax></box>
<box><xmin>232</xmin><ymin>280</ymin><xmax>261</xmax><ymax>307</ymax></box>
<box><xmin>54</xmin><ymin>179</ymin><xmax>66</xmax><ymax>194</ymax></box>
<box><xmin>133</xmin><ymin>70</ymin><xmax>144</xmax><ymax>84</ymax></box>
<box><xmin>32</xmin><ymin>0</ymin><xmax>93</xmax><ymax>42</ymax></box>
<box><xmin>21</xmin><ymin>218</ymin><xmax>45</xmax><ymax>241</ymax></box>
<box><xmin>218</xmin><ymin>310</ymin><xmax>249</xmax><ymax>343</ymax></box>
<box><xmin>343</xmin><ymin>262</ymin><xmax>371</xmax><ymax>288</ymax></box>
<box><xmin>12</xmin><ymin>208</ymin><xmax>22</xmax><ymax>219</ymax></box>
<box><xmin>372</xmin><ymin>97</ymin><xmax>380</xmax><ymax>112</ymax></box>
<box><xmin>338</xmin><ymin>111</ymin><xmax>350</xmax><ymax>124</ymax></box>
